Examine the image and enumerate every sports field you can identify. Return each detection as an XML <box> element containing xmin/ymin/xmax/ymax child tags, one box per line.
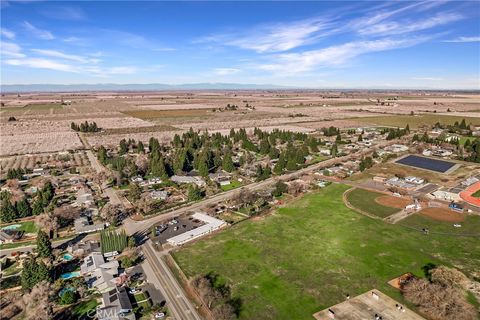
<box><xmin>173</xmin><ymin>184</ymin><xmax>480</xmax><ymax>320</ymax></box>
<box><xmin>345</xmin><ymin>188</ymin><xmax>401</xmax><ymax>218</ymax></box>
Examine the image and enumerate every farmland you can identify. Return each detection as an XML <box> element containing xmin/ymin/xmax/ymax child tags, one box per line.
<box><xmin>173</xmin><ymin>184</ymin><xmax>480</xmax><ymax>320</ymax></box>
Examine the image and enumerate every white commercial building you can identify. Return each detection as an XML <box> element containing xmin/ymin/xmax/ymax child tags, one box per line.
<box><xmin>167</xmin><ymin>212</ymin><xmax>226</xmax><ymax>246</ymax></box>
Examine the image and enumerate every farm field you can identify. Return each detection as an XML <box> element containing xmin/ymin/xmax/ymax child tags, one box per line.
<box><xmin>122</xmin><ymin>109</ymin><xmax>210</xmax><ymax>120</ymax></box>
<box><xmin>345</xmin><ymin>188</ymin><xmax>402</xmax><ymax>218</ymax></box>
<box><xmin>173</xmin><ymin>184</ymin><xmax>480</xmax><ymax>320</ymax></box>
<box><xmin>354</xmin><ymin>114</ymin><xmax>480</xmax><ymax>129</ymax></box>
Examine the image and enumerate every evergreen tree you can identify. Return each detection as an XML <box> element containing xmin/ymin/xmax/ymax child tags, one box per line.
<box><xmin>330</xmin><ymin>143</ymin><xmax>338</xmax><ymax>157</ymax></box>
<box><xmin>0</xmin><ymin>197</ymin><xmax>17</xmax><ymax>223</ymax></box>
<box><xmin>97</xmin><ymin>145</ymin><xmax>108</xmax><ymax>164</ymax></box>
<box><xmin>187</xmin><ymin>185</ymin><xmax>204</xmax><ymax>201</ymax></box>
<box><xmin>21</xmin><ymin>258</ymin><xmax>51</xmax><ymax>290</ymax></box>
<box><xmin>358</xmin><ymin>134</ymin><xmax>363</xmax><ymax>142</ymax></box>
<box><xmin>272</xmin><ymin>181</ymin><xmax>288</xmax><ymax>197</ymax></box>
<box><xmin>128</xmin><ymin>183</ymin><xmax>142</xmax><ymax>202</ymax></box>
<box><xmin>222</xmin><ymin>152</ymin><xmax>235</xmax><ymax>172</ymax></box>
<box><xmin>16</xmin><ymin>198</ymin><xmax>31</xmax><ymax>218</ymax></box>
<box><xmin>36</xmin><ymin>230</ymin><xmax>53</xmax><ymax>258</ymax></box>
<box><xmin>137</xmin><ymin>141</ymin><xmax>145</xmax><ymax>153</ymax></box>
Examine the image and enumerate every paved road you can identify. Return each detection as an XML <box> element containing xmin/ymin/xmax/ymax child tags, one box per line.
<box><xmin>123</xmin><ymin>140</ymin><xmax>397</xmax><ymax>236</ymax></box>
<box><xmin>142</xmin><ymin>240</ymin><xmax>202</xmax><ymax>320</ymax></box>
<box><xmin>0</xmin><ymin>236</ymin><xmax>76</xmax><ymax>256</ymax></box>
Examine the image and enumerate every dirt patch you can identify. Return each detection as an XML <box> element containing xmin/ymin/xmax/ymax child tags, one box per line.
<box><xmin>375</xmin><ymin>195</ymin><xmax>411</xmax><ymax>208</ymax></box>
<box><xmin>130</xmin><ymin>214</ymin><xmax>144</xmax><ymax>221</ymax></box>
<box><xmin>419</xmin><ymin>207</ymin><xmax>465</xmax><ymax>222</ymax></box>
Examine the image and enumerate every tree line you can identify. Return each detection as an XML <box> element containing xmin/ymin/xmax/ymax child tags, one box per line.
<box><xmin>70</xmin><ymin>121</ymin><xmax>101</xmax><ymax>133</ymax></box>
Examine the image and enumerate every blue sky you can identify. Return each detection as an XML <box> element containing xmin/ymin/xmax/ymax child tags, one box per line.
<box><xmin>1</xmin><ymin>1</ymin><xmax>479</xmax><ymax>89</ymax></box>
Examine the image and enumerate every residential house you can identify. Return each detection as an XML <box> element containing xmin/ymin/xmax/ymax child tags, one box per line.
<box><xmin>74</xmin><ymin>217</ymin><xmax>104</xmax><ymax>234</ymax></box>
<box><xmin>209</xmin><ymin>171</ymin><xmax>231</xmax><ymax>185</ymax></box>
<box><xmin>150</xmin><ymin>190</ymin><xmax>168</xmax><ymax>201</ymax></box>
<box><xmin>96</xmin><ymin>286</ymin><xmax>135</xmax><ymax>320</ymax></box>
<box><xmin>171</xmin><ymin>175</ymin><xmax>206</xmax><ymax>187</ymax></box>
<box><xmin>0</xmin><ymin>230</ymin><xmax>21</xmax><ymax>244</ymax></box>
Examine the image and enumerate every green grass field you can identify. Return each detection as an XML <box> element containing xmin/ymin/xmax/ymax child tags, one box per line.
<box><xmin>472</xmin><ymin>189</ymin><xmax>480</xmax><ymax>198</ymax></box>
<box><xmin>346</xmin><ymin>188</ymin><xmax>400</xmax><ymax>218</ymax></box>
<box><xmin>399</xmin><ymin>213</ymin><xmax>480</xmax><ymax>236</ymax></box>
<box><xmin>355</xmin><ymin>114</ymin><xmax>480</xmax><ymax>129</ymax></box>
<box><xmin>173</xmin><ymin>184</ymin><xmax>480</xmax><ymax>320</ymax></box>
<box><xmin>72</xmin><ymin>299</ymin><xmax>99</xmax><ymax>318</ymax></box>
<box><xmin>220</xmin><ymin>180</ymin><xmax>242</xmax><ymax>192</ymax></box>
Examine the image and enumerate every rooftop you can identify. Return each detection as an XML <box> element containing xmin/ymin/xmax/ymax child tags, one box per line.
<box><xmin>313</xmin><ymin>289</ymin><xmax>425</xmax><ymax>320</ymax></box>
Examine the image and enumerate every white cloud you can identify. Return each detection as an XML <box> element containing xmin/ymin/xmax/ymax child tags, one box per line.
<box><xmin>1</xmin><ymin>42</ymin><xmax>25</xmax><ymax>58</ymax></box>
<box><xmin>31</xmin><ymin>49</ymin><xmax>88</xmax><ymax>63</ymax></box>
<box><xmin>1</xmin><ymin>28</ymin><xmax>15</xmax><ymax>39</ymax></box>
<box><xmin>358</xmin><ymin>12</ymin><xmax>462</xmax><ymax>36</ymax></box>
<box><xmin>442</xmin><ymin>36</ymin><xmax>480</xmax><ymax>43</ymax></box>
<box><xmin>198</xmin><ymin>17</ymin><xmax>334</xmax><ymax>53</ymax></box>
<box><xmin>23</xmin><ymin>21</ymin><xmax>55</xmax><ymax>40</ymax></box>
<box><xmin>5</xmin><ymin>57</ymin><xmax>77</xmax><ymax>72</ymax></box>
<box><xmin>40</xmin><ymin>6</ymin><xmax>86</xmax><ymax>21</ymax></box>
<box><xmin>258</xmin><ymin>37</ymin><xmax>428</xmax><ymax>74</ymax></box>
<box><xmin>214</xmin><ymin>68</ymin><xmax>240</xmax><ymax>75</ymax></box>
<box><xmin>412</xmin><ymin>77</ymin><xmax>443</xmax><ymax>81</ymax></box>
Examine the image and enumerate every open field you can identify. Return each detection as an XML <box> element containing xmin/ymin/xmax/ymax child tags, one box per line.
<box><xmin>399</xmin><ymin>212</ymin><xmax>480</xmax><ymax>235</ymax></box>
<box><xmin>2</xmin><ymin>91</ymin><xmax>479</xmax><ymax>155</ymax></box>
<box><xmin>418</xmin><ymin>207</ymin><xmax>465</xmax><ymax>222</ymax></box>
<box><xmin>0</xmin><ymin>151</ymin><xmax>90</xmax><ymax>171</ymax></box>
<box><xmin>173</xmin><ymin>184</ymin><xmax>480</xmax><ymax>320</ymax></box>
<box><xmin>346</xmin><ymin>188</ymin><xmax>401</xmax><ymax>218</ymax></box>
<box><xmin>123</xmin><ymin>109</ymin><xmax>211</xmax><ymax>119</ymax></box>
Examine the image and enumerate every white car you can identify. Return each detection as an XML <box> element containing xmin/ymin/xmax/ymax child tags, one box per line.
<box><xmin>453</xmin><ymin>224</ymin><xmax>462</xmax><ymax>228</ymax></box>
<box><xmin>154</xmin><ymin>312</ymin><xmax>165</xmax><ymax>318</ymax></box>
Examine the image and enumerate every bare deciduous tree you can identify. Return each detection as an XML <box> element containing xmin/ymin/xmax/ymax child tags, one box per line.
<box><xmin>100</xmin><ymin>203</ymin><xmax>125</xmax><ymax>224</ymax></box>
<box><xmin>403</xmin><ymin>274</ymin><xmax>477</xmax><ymax>320</ymax></box>
<box><xmin>21</xmin><ymin>281</ymin><xmax>54</xmax><ymax>320</ymax></box>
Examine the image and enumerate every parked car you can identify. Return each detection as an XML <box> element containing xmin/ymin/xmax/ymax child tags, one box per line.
<box><xmin>154</xmin><ymin>312</ymin><xmax>165</xmax><ymax>318</ymax></box>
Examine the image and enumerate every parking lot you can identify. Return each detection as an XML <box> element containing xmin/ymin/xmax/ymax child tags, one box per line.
<box><xmin>152</xmin><ymin>216</ymin><xmax>205</xmax><ymax>245</ymax></box>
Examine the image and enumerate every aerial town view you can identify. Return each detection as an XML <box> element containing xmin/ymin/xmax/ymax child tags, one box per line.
<box><xmin>0</xmin><ymin>1</ymin><xmax>479</xmax><ymax>320</ymax></box>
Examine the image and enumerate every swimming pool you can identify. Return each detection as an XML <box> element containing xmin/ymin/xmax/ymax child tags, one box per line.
<box><xmin>1</xmin><ymin>224</ymin><xmax>21</xmax><ymax>231</ymax></box>
<box><xmin>63</xmin><ymin>253</ymin><xmax>74</xmax><ymax>261</ymax></box>
<box><xmin>60</xmin><ymin>271</ymin><xmax>81</xmax><ymax>279</ymax></box>
<box><xmin>396</xmin><ymin>155</ymin><xmax>456</xmax><ymax>173</ymax></box>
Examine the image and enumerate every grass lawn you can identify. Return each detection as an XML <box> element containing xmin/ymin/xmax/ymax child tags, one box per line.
<box><xmin>173</xmin><ymin>184</ymin><xmax>480</xmax><ymax>320</ymax></box>
<box><xmin>0</xmin><ymin>220</ymin><xmax>38</xmax><ymax>233</ymax></box>
<box><xmin>472</xmin><ymin>189</ymin><xmax>480</xmax><ymax>198</ymax></box>
<box><xmin>355</xmin><ymin>114</ymin><xmax>480</xmax><ymax>129</ymax></box>
<box><xmin>1</xmin><ymin>260</ymin><xmax>20</xmax><ymax>276</ymax></box>
<box><xmin>18</xmin><ymin>220</ymin><xmax>38</xmax><ymax>233</ymax></box>
<box><xmin>134</xmin><ymin>292</ymin><xmax>148</xmax><ymax>302</ymax></box>
<box><xmin>346</xmin><ymin>188</ymin><xmax>400</xmax><ymax>218</ymax></box>
<box><xmin>72</xmin><ymin>298</ymin><xmax>99</xmax><ymax>318</ymax></box>
<box><xmin>399</xmin><ymin>213</ymin><xmax>480</xmax><ymax>236</ymax></box>
<box><xmin>220</xmin><ymin>180</ymin><xmax>242</xmax><ymax>192</ymax></box>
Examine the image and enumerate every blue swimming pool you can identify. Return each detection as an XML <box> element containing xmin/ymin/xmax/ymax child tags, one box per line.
<box><xmin>63</xmin><ymin>253</ymin><xmax>74</xmax><ymax>261</ymax></box>
<box><xmin>396</xmin><ymin>155</ymin><xmax>456</xmax><ymax>173</ymax></box>
<box><xmin>60</xmin><ymin>271</ymin><xmax>81</xmax><ymax>279</ymax></box>
<box><xmin>1</xmin><ymin>224</ymin><xmax>21</xmax><ymax>231</ymax></box>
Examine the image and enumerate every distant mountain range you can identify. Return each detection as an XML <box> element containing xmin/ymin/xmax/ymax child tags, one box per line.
<box><xmin>0</xmin><ymin>83</ymin><xmax>295</xmax><ymax>93</ymax></box>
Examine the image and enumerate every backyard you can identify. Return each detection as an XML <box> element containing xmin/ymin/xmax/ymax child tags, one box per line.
<box><xmin>173</xmin><ymin>184</ymin><xmax>480</xmax><ymax>320</ymax></box>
